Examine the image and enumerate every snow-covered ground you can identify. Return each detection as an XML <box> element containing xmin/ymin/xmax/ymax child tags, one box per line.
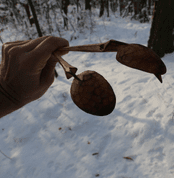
<box><xmin>1</xmin><ymin>10</ymin><xmax>174</xmax><ymax>178</ymax></box>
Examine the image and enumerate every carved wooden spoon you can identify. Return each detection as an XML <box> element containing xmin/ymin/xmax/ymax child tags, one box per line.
<box><xmin>53</xmin><ymin>52</ymin><xmax>81</xmax><ymax>81</ymax></box>
<box><xmin>59</xmin><ymin>40</ymin><xmax>167</xmax><ymax>83</ymax></box>
<box><xmin>52</xmin><ymin>52</ymin><xmax>116</xmax><ymax>116</ymax></box>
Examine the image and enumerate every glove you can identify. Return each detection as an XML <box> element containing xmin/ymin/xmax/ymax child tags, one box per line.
<box><xmin>0</xmin><ymin>36</ymin><xmax>69</xmax><ymax>109</ymax></box>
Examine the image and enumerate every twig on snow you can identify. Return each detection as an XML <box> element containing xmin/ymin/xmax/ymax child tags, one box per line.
<box><xmin>0</xmin><ymin>149</ymin><xmax>12</xmax><ymax>160</ymax></box>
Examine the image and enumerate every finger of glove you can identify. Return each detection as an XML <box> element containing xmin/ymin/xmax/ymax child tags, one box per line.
<box><xmin>4</xmin><ymin>36</ymin><xmax>50</xmax><ymax>61</ymax></box>
<box><xmin>2</xmin><ymin>36</ymin><xmax>49</xmax><ymax>56</ymax></box>
<box><xmin>2</xmin><ymin>40</ymin><xmax>30</xmax><ymax>60</ymax></box>
<box><xmin>8</xmin><ymin>36</ymin><xmax>50</xmax><ymax>54</ymax></box>
<box><xmin>1</xmin><ymin>40</ymin><xmax>32</xmax><ymax>77</ymax></box>
<box><xmin>1</xmin><ymin>36</ymin><xmax>49</xmax><ymax>76</ymax></box>
<box><xmin>53</xmin><ymin>48</ymin><xmax>69</xmax><ymax>56</ymax></box>
<box><xmin>3</xmin><ymin>40</ymin><xmax>30</xmax><ymax>45</ymax></box>
<box><xmin>2</xmin><ymin>40</ymin><xmax>31</xmax><ymax>61</ymax></box>
<box><xmin>40</xmin><ymin>54</ymin><xmax>57</xmax><ymax>89</ymax></box>
<box><xmin>27</xmin><ymin>36</ymin><xmax>69</xmax><ymax>73</ymax></box>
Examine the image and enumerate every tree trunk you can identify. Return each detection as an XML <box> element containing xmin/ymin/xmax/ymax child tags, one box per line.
<box><xmin>119</xmin><ymin>0</ymin><xmax>124</xmax><ymax>16</ymax></box>
<box><xmin>45</xmin><ymin>1</ymin><xmax>52</xmax><ymax>34</ymax></box>
<box><xmin>141</xmin><ymin>0</ymin><xmax>147</xmax><ymax>8</ymax></box>
<box><xmin>128</xmin><ymin>0</ymin><xmax>133</xmax><ymax>15</ymax></box>
<box><xmin>99</xmin><ymin>0</ymin><xmax>109</xmax><ymax>17</ymax></box>
<box><xmin>106</xmin><ymin>0</ymin><xmax>109</xmax><ymax>17</ymax></box>
<box><xmin>138</xmin><ymin>0</ymin><xmax>150</xmax><ymax>23</ymax></box>
<box><xmin>147</xmin><ymin>0</ymin><xmax>151</xmax><ymax>15</ymax></box>
<box><xmin>99</xmin><ymin>0</ymin><xmax>105</xmax><ymax>17</ymax></box>
<box><xmin>151</xmin><ymin>1</ymin><xmax>156</xmax><ymax>20</ymax></box>
<box><xmin>28</xmin><ymin>0</ymin><xmax>42</xmax><ymax>37</ymax></box>
<box><xmin>110</xmin><ymin>0</ymin><xmax>118</xmax><ymax>14</ymax></box>
<box><xmin>0</xmin><ymin>36</ymin><xmax>3</xmax><ymax>44</ymax></box>
<box><xmin>62</xmin><ymin>0</ymin><xmax>69</xmax><ymax>30</ymax></box>
<box><xmin>28</xmin><ymin>0</ymin><xmax>58</xmax><ymax>77</ymax></box>
<box><xmin>76</xmin><ymin>0</ymin><xmax>79</xmax><ymax>13</ymax></box>
<box><xmin>133</xmin><ymin>0</ymin><xmax>141</xmax><ymax>16</ymax></box>
<box><xmin>20</xmin><ymin>2</ymin><xmax>35</xmax><ymax>26</ymax></box>
<box><xmin>85</xmin><ymin>0</ymin><xmax>91</xmax><ymax>10</ymax></box>
<box><xmin>148</xmin><ymin>0</ymin><xmax>174</xmax><ymax>57</ymax></box>
<box><xmin>8</xmin><ymin>0</ymin><xmax>22</xmax><ymax>25</ymax></box>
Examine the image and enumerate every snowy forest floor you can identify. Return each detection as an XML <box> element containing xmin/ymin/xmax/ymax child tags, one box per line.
<box><xmin>0</xmin><ymin>11</ymin><xmax>174</xmax><ymax>178</ymax></box>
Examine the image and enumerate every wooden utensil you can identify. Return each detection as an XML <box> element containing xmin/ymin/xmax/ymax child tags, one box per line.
<box><xmin>59</xmin><ymin>40</ymin><xmax>167</xmax><ymax>83</ymax></box>
<box><xmin>53</xmin><ymin>52</ymin><xmax>81</xmax><ymax>81</ymax></box>
<box><xmin>59</xmin><ymin>40</ymin><xmax>127</xmax><ymax>52</ymax></box>
<box><xmin>52</xmin><ymin>53</ymin><xmax>116</xmax><ymax>116</ymax></box>
<box><xmin>70</xmin><ymin>70</ymin><xmax>116</xmax><ymax>116</ymax></box>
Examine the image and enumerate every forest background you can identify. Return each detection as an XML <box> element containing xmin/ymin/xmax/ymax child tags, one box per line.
<box><xmin>1</xmin><ymin>0</ymin><xmax>174</xmax><ymax>178</ymax></box>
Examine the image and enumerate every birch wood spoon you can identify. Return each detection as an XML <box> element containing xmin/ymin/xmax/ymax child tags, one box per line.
<box><xmin>53</xmin><ymin>52</ymin><xmax>81</xmax><ymax>81</ymax></box>
<box><xmin>59</xmin><ymin>40</ymin><xmax>167</xmax><ymax>83</ymax></box>
<box><xmin>52</xmin><ymin>52</ymin><xmax>116</xmax><ymax>116</ymax></box>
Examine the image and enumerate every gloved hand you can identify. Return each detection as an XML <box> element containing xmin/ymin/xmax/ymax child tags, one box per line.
<box><xmin>0</xmin><ymin>36</ymin><xmax>69</xmax><ymax>109</ymax></box>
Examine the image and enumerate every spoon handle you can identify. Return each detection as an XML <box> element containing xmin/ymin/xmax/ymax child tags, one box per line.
<box><xmin>53</xmin><ymin>52</ymin><xmax>78</xmax><ymax>80</ymax></box>
<box><xmin>59</xmin><ymin>40</ymin><xmax>128</xmax><ymax>52</ymax></box>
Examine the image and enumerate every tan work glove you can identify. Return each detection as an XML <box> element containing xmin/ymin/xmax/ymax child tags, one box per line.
<box><xmin>0</xmin><ymin>36</ymin><xmax>69</xmax><ymax>109</ymax></box>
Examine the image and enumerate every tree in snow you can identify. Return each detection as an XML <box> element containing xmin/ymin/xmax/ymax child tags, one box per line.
<box><xmin>148</xmin><ymin>0</ymin><xmax>174</xmax><ymax>57</ymax></box>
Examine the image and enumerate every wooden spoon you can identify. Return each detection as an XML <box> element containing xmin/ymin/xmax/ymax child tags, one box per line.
<box><xmin>59</xmin><ymin>40</ymin><xmax>167</xmax><ymax>83</ymax></box>
<box><xmin>53</xmin><ymin>52</ymin><xmax>81</xmax><ymax>81</ymax></box>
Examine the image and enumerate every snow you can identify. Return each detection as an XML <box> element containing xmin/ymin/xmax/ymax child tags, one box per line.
<box><xmin>1</xmin><ymin>11</ymin><xmax>174</xmax><ymax>178</ymax></box>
